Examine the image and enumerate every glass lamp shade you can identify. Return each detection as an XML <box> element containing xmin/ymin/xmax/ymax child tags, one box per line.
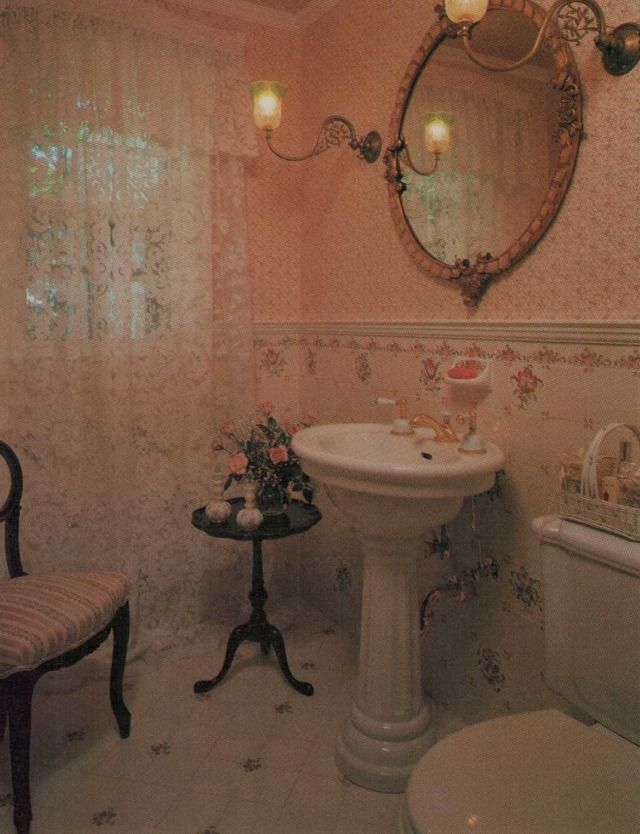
<box><xmin>444</xmin><ymin>0</ymin><xmax>489</xmax><ymax>24</ymax></box>
<box><xmin>249</xmin><ymin>81</ymin><xmax>287</xmax><ymax>131</ymax></box>
<box><xmin>424</xmin><ymin>114</ymin><xmax>452</xmax><ymax>156</ymax></box>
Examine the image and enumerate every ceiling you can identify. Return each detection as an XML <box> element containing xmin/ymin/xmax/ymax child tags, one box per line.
<box><xmin>234</xmin><ymin>0</ymin><xmax>316</xmax><ymax>12</ymax></box>
<box><xmin>182</xmin><ymin>0</ymin><xmax>340</xmax><ymax>30</ymax></box>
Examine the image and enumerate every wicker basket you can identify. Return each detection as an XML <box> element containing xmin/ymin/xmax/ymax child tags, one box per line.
<box><xmin>559</xmin><ymin>423</ymin><xmax>640</xmax><ymax>541</ymax></box>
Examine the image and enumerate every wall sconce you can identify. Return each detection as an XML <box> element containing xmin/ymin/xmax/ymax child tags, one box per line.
<box><xmin>424</xmin><ymin>112</ymin><xmax>452</xmax><ymax>161</ymax></box>
<box><xmin>249</xmin><ymin>81</ymin><xmax>382</xmax><ymax>163</ymax></box>
<box><xmin>442</xmin><ymin>0</ymin><xmax>639</xmax><ymax>76</ymax></box>
<box><xmin>388</xmin><ymin>113</ymin><xmax>452</xmax><ymax>179</ymax></box>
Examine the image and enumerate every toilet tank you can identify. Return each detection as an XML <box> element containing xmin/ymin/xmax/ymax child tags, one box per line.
<box><xmin>533</xmin><ymin>516</ymin><xmax>640</xmax><ymax>745</ymax></box>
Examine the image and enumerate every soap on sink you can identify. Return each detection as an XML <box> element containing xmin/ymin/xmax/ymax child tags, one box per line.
<box><xmin>448</xmin><ymin>366</ymin><xmax>478</xmax><ymax>379</ymax></box>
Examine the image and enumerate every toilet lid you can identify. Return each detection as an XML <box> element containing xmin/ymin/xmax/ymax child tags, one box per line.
<box><xmin>405</xmin><ymin>709</ymin><xmax>640</xmax><ymax>834</ymax></box>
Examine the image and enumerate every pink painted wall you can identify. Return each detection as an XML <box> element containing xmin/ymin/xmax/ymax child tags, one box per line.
<box><xmin>240</xmin><ymin>23</ymin><xmax>304</xmax><ymax>323</ymax></box>
<box><xmin>295</xmin><ymin>0</ymin><xmax>640</xmax><ymax>320</ymax></box>
<box><xmin>169</xmin><ymin>4</ymin><xmax>305</xmax><ymax>323</ymax></box>
<box><xmin>180</xmin><ymin>0</ymin><xmax>638</xmax><ymax>322</ymax></box>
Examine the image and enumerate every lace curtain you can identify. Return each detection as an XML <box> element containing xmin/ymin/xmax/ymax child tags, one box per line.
<box><xmin>0</xmin><ymin>5</ymin><xmax>257</xmax><ymax>656</ymax></box>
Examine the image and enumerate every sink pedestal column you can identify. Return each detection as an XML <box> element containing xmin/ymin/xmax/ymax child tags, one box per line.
<box><xmin>292</xmin><ymin>422</ymin><xmax>503</xmax><ymax>793</ymax></box>
<box><xmin>335</xmin><ymin>529</ymin><xmax>437</xmax><ymax>793</ymax></box>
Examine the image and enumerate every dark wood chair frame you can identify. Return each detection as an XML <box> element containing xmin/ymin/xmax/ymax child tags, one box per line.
<box><xmin>0</xmin><ymin>441</ymin><xmax>131</xmax><ymax>834</ymax></box>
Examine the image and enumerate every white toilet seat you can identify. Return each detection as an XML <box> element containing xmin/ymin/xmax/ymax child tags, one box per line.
<box><xmin>401</xmin><ymin>709</ymin><xmax>640</xmax><ymax>833</ymax></box>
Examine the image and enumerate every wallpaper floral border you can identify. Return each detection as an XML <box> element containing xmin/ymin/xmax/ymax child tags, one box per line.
<box><xmin>255</xmin><ymin>333</ymin><xmax>640</xmax><ymax>380</ymax></box>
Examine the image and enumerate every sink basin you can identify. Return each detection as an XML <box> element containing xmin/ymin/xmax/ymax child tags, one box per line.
<box><xmin>292</xmin><ymin>422</ymin><xmax>503</xmax><ymax>499</ymax></box>
<box><xmin>293</xmin><ymin>422</ymin><xmax>505</xmax><ymax>793</ymax></box>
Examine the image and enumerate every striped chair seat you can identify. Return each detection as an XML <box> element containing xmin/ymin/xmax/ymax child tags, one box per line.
<box><xmin>0</xmin><ymin>572</ymin><xmax>129</xmax><ymax>679</ymax></box>
<box><xmin>1</xmin><ymin>441</ymin><xmax>132</xmax><ymax>834</ymax></box>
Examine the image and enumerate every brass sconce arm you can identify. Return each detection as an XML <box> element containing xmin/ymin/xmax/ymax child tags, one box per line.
<box><xmin>396</xmin><ymin>136</ymin><xmax>441</xmax><ymax>176</ymax></box>
<box><xmin>454</xmin><ymin>0</ymin><xmax>639</xmax><ymax>76</ymax></box>
<box><xmin>264</xmin><ymin>116</ymin><xmax>382</xmax><ymax>163</ymax></box>
<box><xmin>250</xmin><ymin>81</ymin><xmax>381</xmax><ymax>164</ymax></box>
<box><xmin>383</xmin><ymin>111</ymin><xmax>450</xmax><ymax>188</ymax></box>
<box><xmin>383</xmin><ymin>137</ymin><xmax>440</xmax><ymax>193</ymax></box>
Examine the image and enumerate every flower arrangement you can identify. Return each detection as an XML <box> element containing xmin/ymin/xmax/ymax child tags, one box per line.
<box><xmin>213</xmin><ymin>401</ymin><xmax>316</xmax><ymax>512</ymax></box>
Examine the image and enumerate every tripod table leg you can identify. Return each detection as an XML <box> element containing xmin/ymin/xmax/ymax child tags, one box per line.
<box><xmin>194</xmin><ymin>623</ymin><xmax>247</xmax><ymax>694</ymax></box>
<box><xmin>269</xmin><ymin>625</ymin><xmax>314</xmax><ymax>696</ymax></box>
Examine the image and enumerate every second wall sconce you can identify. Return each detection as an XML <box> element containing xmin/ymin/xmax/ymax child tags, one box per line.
<box><xmin>249</xmin><ymin>81</ymin><xmax>382</xmax><ymax>163</ymax></box>
<box><xmin>385</xmin><ymin>112</ymin><xmax>452</xmax><ymax>185</ymax></box>
<box><xmin>401</xmin><ymin>112</ymin><xmax>453</xmax><ymax>176</ymax></box>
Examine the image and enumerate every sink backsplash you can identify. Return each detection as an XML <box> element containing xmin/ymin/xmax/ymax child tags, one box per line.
<box><xmin>255</xmin><ymin>320</ymin><xmax>639</xmax><ymax>725</ymax></box>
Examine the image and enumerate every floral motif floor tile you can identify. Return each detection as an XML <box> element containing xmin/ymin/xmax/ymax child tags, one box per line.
<box><xmin>92</xmin><ymin>807</ymin><xmax>117</xmax><ymax>827</ymax></box>
<box><xmin>241</xmin><ymin>757</ymin><xmax>263</xmax><ymax>773</ymax></box>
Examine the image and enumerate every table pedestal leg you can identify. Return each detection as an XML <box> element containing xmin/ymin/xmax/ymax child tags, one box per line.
<box><xmin>194</xmin><ymin>540</ymin><xmax>313</xmax><ymax>697</ymax></box>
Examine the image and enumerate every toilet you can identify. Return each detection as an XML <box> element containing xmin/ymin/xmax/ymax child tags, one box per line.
<box><xmin>401</xmin><ymin>515</ymin><xmax>640</xmax><ymax>833</ymax></box>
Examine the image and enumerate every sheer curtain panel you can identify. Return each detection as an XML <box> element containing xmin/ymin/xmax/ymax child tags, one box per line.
<box><xmin>0</xmin><ymin>5</ymin><xmax>257</xmax><ymax>656</ymax></box>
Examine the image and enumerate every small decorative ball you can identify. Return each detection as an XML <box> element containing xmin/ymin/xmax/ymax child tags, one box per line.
<box><xmin>236</xmin><ymin>481</ymin><xmax>263</xmax><ymax>531</ymax></box>
<box><xmin>236</xmin><ymin>506</ymin><xmax>263</xmax><ymax>531</ymax></box>
<box><xmin>205</xmin><ymin>499</ymin><xmax>232</xmax><ymax>523</ymax></box>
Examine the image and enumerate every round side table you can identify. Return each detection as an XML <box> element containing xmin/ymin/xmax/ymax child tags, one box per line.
<box><xmin>191</xmin><ymin>498</ymin><xmax>322</xmax><ymax>697</ymax></box>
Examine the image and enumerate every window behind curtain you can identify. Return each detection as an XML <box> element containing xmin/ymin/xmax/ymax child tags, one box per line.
<box><xmin>25</xmin><ymin>116</ymin><xmax>175</xmax><ymax>342</ymax></box>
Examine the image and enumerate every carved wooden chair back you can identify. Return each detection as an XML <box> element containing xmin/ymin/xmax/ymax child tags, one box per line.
<box><xmin>0</xmin><ymin>441</ymin><xmax>26</xmax><ymax>579</ymax></box>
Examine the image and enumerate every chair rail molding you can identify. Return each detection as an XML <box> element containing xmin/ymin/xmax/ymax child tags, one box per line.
<box><xmin>254</xmin><ymin>320</ymin><xmax>640</xmax><ymax>347</ymax></box>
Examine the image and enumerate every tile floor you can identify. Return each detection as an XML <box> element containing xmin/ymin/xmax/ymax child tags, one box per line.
<box><xmin>0</xmin><ymin>601</ymin><xmax>465</xmax><ymax>834</ymax></box>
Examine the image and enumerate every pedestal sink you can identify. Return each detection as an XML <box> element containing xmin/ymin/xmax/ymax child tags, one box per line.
<box><xmin>292</xmin><ymin>422</ymin><xmax>504</xmax><ymax>793</ymax></box>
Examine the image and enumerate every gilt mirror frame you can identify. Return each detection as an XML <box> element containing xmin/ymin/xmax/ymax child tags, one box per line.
<box><xmin>383</xmin><ymin>0</ymin><xmax>583</xmax><ymax>307</ymax></box>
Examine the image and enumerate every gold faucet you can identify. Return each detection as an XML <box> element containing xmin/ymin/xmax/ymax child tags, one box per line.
<box><xmin>410</xmin><ymin>413</ymin><xmax>458</xmax><ymax>443</ymax></box>
<box><xmin>376</xmin><ymin>397</ymin><xmax>459</xmax><ymax>441</ymax></box>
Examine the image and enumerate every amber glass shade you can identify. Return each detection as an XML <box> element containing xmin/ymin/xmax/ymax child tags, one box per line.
<box><xmin>444</xmin><ymin>0</ymin><xmax>489</xmax><ymax>24</ymax></box>
<box><xmin>249</xmin><ymin>81</ymin><xmax>287</xmax><ymax>131</ymax></box>
<box><xmin>424</xmin><ymin>114</ymin><xmax>452</xmax><ymax>155</ymax></box>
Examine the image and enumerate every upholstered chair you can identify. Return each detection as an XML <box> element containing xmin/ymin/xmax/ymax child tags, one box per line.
<box><xmin>0</xmin><ymin>441</ymin><xmax>131</xmax><ymax>834</ymax></box>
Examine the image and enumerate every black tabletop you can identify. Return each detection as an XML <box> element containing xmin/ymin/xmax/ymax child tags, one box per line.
<box><xmin>192</xmin><ymin>497</ymin><xmax>322</xmax><ymax>542</ymax></box>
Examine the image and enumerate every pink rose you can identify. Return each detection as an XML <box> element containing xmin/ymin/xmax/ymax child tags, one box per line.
<box><xmin>268</xmin><ymin>445</ymin><xmax>289</xmax><ymax>465</ymax></box>
<box><xmin>303</xmin><ymin>414</ymin><xmax>318</xmax><ymax>425</ymax></box>
<box><xmin>286</xmin><ymin>422</ymin><xmax>300</xmax><ymax>435</ymax></box>
<box><xmin>220</xmin><ymin>420</ymin><xmax>235</xmax><ymax>435</ymax></box>
<box><xmin>228</xmin><ymin>452</ymin><xmax>248</xmax><ymax>476</ymax></box>
<box><xmin>258</xmin><ymin>400</ymin><xmax>274</xmax><ymax>415</ymax></box>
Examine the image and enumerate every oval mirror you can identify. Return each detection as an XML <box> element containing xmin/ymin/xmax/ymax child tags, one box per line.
<box><xmin>384</xmin><ymin>0</ymin><xmax>582</xmax><ymax>306</ymax></box>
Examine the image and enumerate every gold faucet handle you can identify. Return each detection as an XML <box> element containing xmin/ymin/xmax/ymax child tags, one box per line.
<box><xmin>375</xmin><ymin>396</ymin><xmax>408</xmax><ymax>417</ymax></box>
<box><xmin>375</xmin><ymin>397</ymin><xmax>413</xmax><ymax>434</ymax></box>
